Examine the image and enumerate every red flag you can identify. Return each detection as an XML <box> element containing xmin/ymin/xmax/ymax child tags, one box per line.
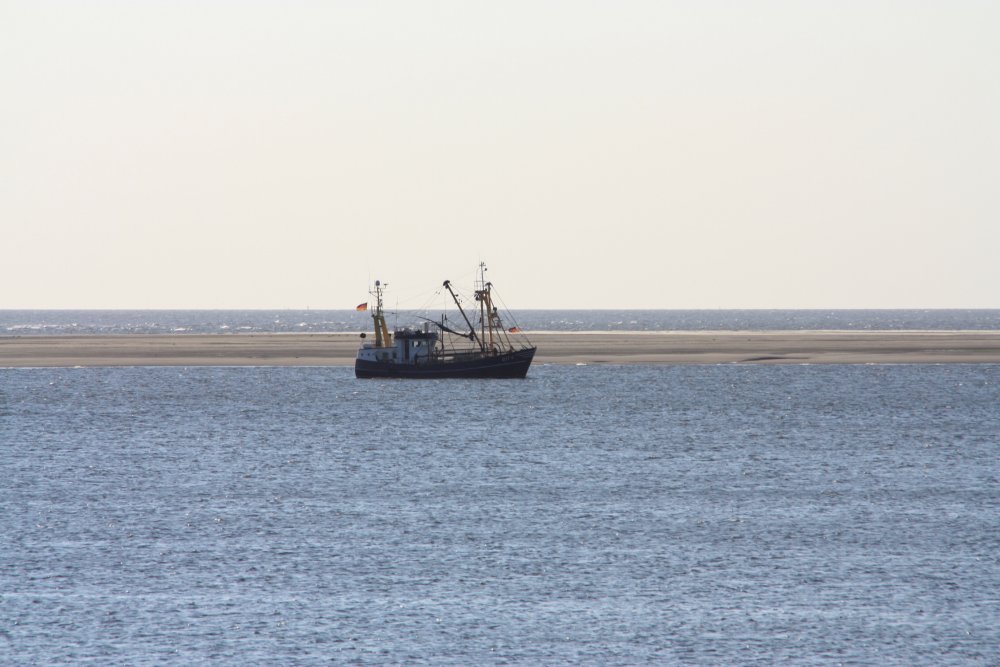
<box><xmin>508</xmin><ymin>326</ymin><xmax>521</xmax><ymax>333</ymax></box>
<box><xmin>356</xmin><ymin>303</ymin><xmax>368</xmax><ymax>312</ymax></box>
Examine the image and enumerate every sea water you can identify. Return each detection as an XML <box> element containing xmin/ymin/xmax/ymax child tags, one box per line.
<box><xmin>3</xmin><ymin>309</ymin><xmax>1000</xmax><ymax>335</ymax></box>
<box><xmin>2</xmin><ymin>364</ymin><xmax>999</xmax><ymax>665</ymax></box>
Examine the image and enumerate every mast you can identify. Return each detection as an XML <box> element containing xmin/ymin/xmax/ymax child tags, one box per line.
<box><xmin>443</xmin><ymin>279</ymin><xmax>485</xmax><ymax>352</ymax></box>
<box><xmin>475</xmin><ymin>262</ymin><xmax>496</xmax><ymax>353</ymax></box>
<box><xmin>370</xmin><ymin>280</ymin><xmax>391</xmax><ymax>347</ymax></box>
<box><xmin>479</xmin><ymin>283</ymin><xmax>486</xmax><ymax>351</ymax></box>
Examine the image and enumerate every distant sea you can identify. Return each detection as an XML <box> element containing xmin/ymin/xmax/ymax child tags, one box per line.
<box><xmin>3</xmin><ymin>309</ymin><xmax>1000</xmax><ymax>335</ymax></box>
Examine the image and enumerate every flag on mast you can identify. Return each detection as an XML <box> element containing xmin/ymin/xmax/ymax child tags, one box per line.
<box><xmin>356</xmin><ymin>303</ymin><xmax>368</xmax><ymax>312</ymax></box>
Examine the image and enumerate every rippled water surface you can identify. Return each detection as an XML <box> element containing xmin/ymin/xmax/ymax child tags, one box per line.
<box><xmin>3</xmin><ymin>365</ymin><xmax>999</xmax><ymax>665</ymax></box>
<box><xmin>4</xmin><ymin>308</ymin><xmax>1000</xmax><ymax>334</ymax></box>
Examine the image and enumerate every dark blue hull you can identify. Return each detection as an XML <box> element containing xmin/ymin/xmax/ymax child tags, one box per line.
<box><xmin>355</xmin><ymin>347</ymin><xmax>536</xmax><ymax>379</ymax></box>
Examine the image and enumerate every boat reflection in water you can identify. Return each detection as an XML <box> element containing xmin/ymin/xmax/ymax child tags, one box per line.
<box><xmin>355</xmin><ymin>264</ymin><xmax>536</xmax><ymax>379</ymax></box>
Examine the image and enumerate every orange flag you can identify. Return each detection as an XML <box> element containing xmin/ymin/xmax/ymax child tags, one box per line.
<box><xmin>508</xmin><ymin>326</ymin><xmax>521</xmax><ymax>333</ymax></box>
<box><xmin>356</xmin><ymin>303</ymin><xmax>368</xmax><ymax>312</ymax></box>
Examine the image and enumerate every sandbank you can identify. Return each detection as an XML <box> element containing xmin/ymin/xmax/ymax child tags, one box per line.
<box><xmin>3</xmin><ymin>331</ymin><xmax>1000</xmax><ymax>368</ymax></box>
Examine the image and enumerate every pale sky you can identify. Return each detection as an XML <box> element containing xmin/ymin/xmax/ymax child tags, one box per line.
<box><xmin>2</xmin><ymin>1</ymin><xmax>998</xmax><ymax>309</ymax></box>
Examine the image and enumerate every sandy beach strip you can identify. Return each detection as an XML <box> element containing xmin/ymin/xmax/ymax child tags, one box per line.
<box><xmin>3</xmin><ymin>331</ymin><xmax>1000</xmax><ymax>368</ymax></box>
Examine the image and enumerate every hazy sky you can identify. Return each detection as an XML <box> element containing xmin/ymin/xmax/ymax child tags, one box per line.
<box><xmin>2</xmin><ymin>1</ymin><xmax>998</xmax><ymax>309</ymax></box>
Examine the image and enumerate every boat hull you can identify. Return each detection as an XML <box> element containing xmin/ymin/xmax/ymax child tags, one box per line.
<box><xmin>355</xmin><ymin>347</ymin><xmax>536</xmax><ymax>379</ymax></box>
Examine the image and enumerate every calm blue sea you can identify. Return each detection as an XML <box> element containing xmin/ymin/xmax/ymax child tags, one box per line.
<box><xmin>2</xmin><ymin>364</ymin><xmax>999</xmax><ymax>665</ymax></box>
<box><xmin>3</xmin><ymin>309</ymin><xmax>1000</xmax><ymax>335</ymax></box>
